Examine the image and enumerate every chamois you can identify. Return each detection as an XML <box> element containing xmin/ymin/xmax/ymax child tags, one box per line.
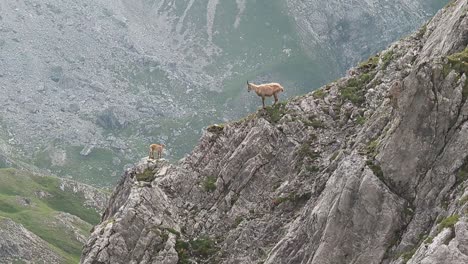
<box><xmin>149</xmin><ymin>143</ymin><xmax>165</xmax><ymax>160</ymax></box>
<box><xmin>247</xmin><ymin>81</ymin><xmax>285</xmax><ymax>109</ymax></box>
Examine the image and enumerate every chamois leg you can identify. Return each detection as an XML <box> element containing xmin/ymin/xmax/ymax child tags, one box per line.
<box><xmin>273</xmin><ymin>93</ymin><xmax>278</xmax><ymax>105</ymax></box>
<box><xmin>149</xmin><ymin>149</ymin><xmax>153</xmax><ymax>160</ymax></box>
<box><xmin>262</xmin><ymin>97</ymin><xmax>265</xmax><ymax>109</ymax></box>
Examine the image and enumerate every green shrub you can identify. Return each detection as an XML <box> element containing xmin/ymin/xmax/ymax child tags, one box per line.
<box><xmin>438</xmin><ymin>214</ymin><xmax>460</xmax><ymax>232</ymax></box>
<box><xmin>262</xmin><ymin>102</ymin><xmax>287</xmax><ymax>123</ymax></box>
<box><xmin>456</xmin><ymin>163</ymin><xmax>468</xmax><ymax>184</ymax></box>
<box><xmin>443</xmin><ymin>47</ymin><xmax>468</xmax><ymax>102</ymax></box>
<box><xmin>382</xmin><ymin>50</ymin><xmax>394</xmax><ymax>69</ymax></box>
<box><xmin>136</xmin><ymin>168</ymin><xmax>155</xmax><ymax>182</ymax></box>
<box><xmin>203</xmin><ymin>176</ymin><xmax>217</xmax><ymax>192</ymax></box>
<box><xmin>424</xmin><ymin>236</ymin><xmax>433</xmax><ymax>244</ymax></box>
<box><xmin>341</xmin><ymin>86</ymin><xmax>365</xmax><ymax>105</ymax></box>
<box><xmin>207</xmin><ymin>124</ymin><xmax>224</xmax><ymax>134</ymax></box>
<box><xmin>175</xmin><ymin>236</ymin><xmax>218</xmax><ymax>263</ymax></box>
<box><xmin>367</xmin><ymin>140</ymin><xmax>379</xmax><ymax>157</ymax></box>
<box><xmin>401</xmin><ymin>247</ymin><xmax>416</xmax><ymax>263</ymax></box>
<box><xmin>366</xmin><ymin>160</ymin><xmax>384</xmax><ymax>180</ymax></box>
<box><xmin>313</xmin><ymin>89</ymin><xmax>326</xmax><ymax>99</ymax></box>
<box><xmin>356</xmin><ymin>116</ymin><xmax>366</xmax><ymax>125</ymax></box>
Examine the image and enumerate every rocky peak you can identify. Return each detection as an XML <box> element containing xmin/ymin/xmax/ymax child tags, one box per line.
<box><xmin>81</xmin><ymin>1</ymin><xmax>468</xmax><ymax>263</ymax></box>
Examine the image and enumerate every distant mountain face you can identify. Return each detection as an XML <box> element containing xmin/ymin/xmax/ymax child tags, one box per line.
<box><xmin>0</xmin><ymin>0</ymin><xmax>448</xmax><ymax>186</ymax></box>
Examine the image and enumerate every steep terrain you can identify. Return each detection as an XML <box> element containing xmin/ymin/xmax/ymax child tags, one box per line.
<box><xmin>0</xmin><ymin>168</ymin><xmax>108</xmax><ymax>263</ymax></box>
<box><xmin>0</xmin><ymin>0</ymin><xmax>447</xmax><ymax>186</ymax></box>
<box><xmin>81</xmin><ymin>1</ymin><xmax>468</xmax><ymax>263</ymax></box>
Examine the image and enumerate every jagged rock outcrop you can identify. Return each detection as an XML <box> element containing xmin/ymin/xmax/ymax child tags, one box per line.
<box><xmin>82</xmin><ymin>1</ymin><xmax>468</xmax><ymax>263</ymax></box>
<box><xmin>0</xmin><ymin>0</ymin><xmax>447</xmax><ymax>185</ymax></box>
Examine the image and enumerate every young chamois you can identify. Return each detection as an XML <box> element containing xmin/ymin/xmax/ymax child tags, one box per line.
<box><xmin>149</xmin><ymin>143</ymin><xmax>165</xmax><ymax>160</ymax></box>
<box><xmin>247</xmin><ymin>81</ymin><xmax>285</xmax><ymax>109</ymax></box>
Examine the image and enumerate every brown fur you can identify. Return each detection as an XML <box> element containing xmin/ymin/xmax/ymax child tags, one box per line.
<box><xmin>149</xmin><ymin>143</ymin><xmax>165</xmax><ymax>159</ymax></box>
<box><xmin>247</xmin><ymin>81</ymin><xmax>285</xmax><ymax>108</ymax></box>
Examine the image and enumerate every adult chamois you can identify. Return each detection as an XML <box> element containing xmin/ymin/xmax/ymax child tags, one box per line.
<box><xmin>149</xmin><ymin>143</ymin><xmax>165</xmax><ymax>159</ymax></box>
<box><xmin>247</xmin><ymin>81</ymin><xmax>285</xmax><ymax>109</ymax></box>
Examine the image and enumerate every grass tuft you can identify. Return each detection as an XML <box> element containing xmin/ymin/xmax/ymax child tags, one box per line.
<box><xmin>203</xmin><ymin>176</ymin><xmax>217</xmax><ymax>192</ymax></box>
<box><xmin>135</xmin><ymin>168</ymin><xmax>155</xmax><ymax>182</ymax></box>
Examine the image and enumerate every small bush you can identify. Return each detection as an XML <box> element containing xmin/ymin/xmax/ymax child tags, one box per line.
<box><xmin>203</xmin><ymin>176</ymin><xmax>217</xmax><ymax>192</ymax></box>
<box><xmin>456</xmin><ymin>166</ymin><xmax>468</xmax><ymax>184</ymax></box>
<box><xmin>313</xmin><ymin>89</ymin><xmax>326</xmax><ymax>99</ymax></box>
<box><xmin>367</xmin><ymin>140</ymin><xmax>379</xmax><ymax>157</ymax></box>
<box><xmin>438</xmin><ymin>214</ymin><xmax>460</xmax><ymax>231</ymax></box>
<box><xmin>401</xmin><ymin>248</ymin><xmax>416</xmax><ymax>263</ymax></box>
<box><xmin>190</xmin><ymin>237</ymin><xmax>217</xmax><ymax>259</ymax></box>
<box><xmin>356</xmin><ymin>116</ymin><xmax>366</xmax><ymax>125</ymax></box>
<box><xmin>424</xmin><ymin>236</ymin><xmax>433</xmax><ymax>244</ymax></box>
<box><xmin>382</xmin><ymin>50</ymin><xmax>394</xmax><ymax>69</ymax></box>
<box><xmin>262</xmin><ymin>102</ymin><xmax>287</xmax><ymax>123</ymax></box>
<box><xmin>341</xmin><ymin>86</ymin><xmax>365</xmax><ymax>105</ymax></box>
<box><xmin>366</xmin><ymin>160</ymin><xmax>384</xmax><ymax>180</ymax></box>
<box><xmin>136</xmin><ymin>168</ymin><xmax>155</xmax><ymax>182</ymax></box>
<box><xmin>358</xmin><ymin>55</ymin><xmax>379</xmax><ymax>71</ymax></box>
<box><xmin>459</xmin><ymin>195</ymin><xmax>468</xmax><ymax>205</ymax></box>
<box><xmin>207</xmin><ymin>124</ymin><xmax>224</xmax><ymax>134</ymax></box>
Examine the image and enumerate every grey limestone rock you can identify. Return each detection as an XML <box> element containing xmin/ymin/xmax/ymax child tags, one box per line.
<box><xmin>82</xmin><ymin>1</ymin><xmax>468</xmax><ymax>263</ymax></box>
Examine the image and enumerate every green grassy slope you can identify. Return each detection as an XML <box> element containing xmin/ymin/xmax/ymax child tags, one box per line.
<box><xmin>0</xmin><ymin>168</ymin><xmax>101</xmax><ymax>263</ymax></box>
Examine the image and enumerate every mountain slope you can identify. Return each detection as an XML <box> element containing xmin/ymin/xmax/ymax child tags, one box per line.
<box><xmin>0</xmin><ymin>0</ymin><xmax>447</xmax><ymax>186</ymax></box>
<box><xmin>0</xmin><ymin>168</ymin><xmax>108</xmax><ymax>263</ymax></box>
<box><xmin>81</xmin><ymin>1</ymin><xmax>468</xmax><ymax>263</ymax></box>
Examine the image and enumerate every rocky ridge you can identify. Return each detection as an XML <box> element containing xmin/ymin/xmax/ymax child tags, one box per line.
<box><xmin>81</xmin><ymin>1</ymin><xmax>468</xmax><ymax>263</ymax></box>
<box><xmin>0</xmin><ymin>0</ymin><xmax>447</xmax><ymax>186</ymax></box>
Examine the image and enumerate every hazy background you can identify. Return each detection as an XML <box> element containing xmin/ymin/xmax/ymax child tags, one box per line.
<box><xmin>0</xmin><ymin>0</ymin><xmax>448</xmax><ymax>186</ymax></box>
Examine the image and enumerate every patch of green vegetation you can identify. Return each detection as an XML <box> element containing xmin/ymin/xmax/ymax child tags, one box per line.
<box><xmin>165</xmin><ymin>228</ymin><xmax>181</xmax><ymax>237</ymax></box>
<box><xmin>340</xmin><ymin>72</ymin><xmax>375</xmax><ymax>106</ymax></box>
<box><xmin>207</xmin><ymin>124</ymin><xmax>225</xmax><ymax>134</ymax></box>
<box><xmin>401</xmin><ymin>247</ymin><xmax>417</xmax><ymax>263</ymax></box>
<box><xmin>305</xmin><ymin>165</ymin><xmax>320</xmax><ymax>173</ymax></box>
<box><xmin>273</xmin><ymin>192</ymin><xmax>312</xmax><ymax>207</ymax></box>
<box><xmin>443</xmin><ymin>47</ymin><xmax>468</xmax><ymax>102</ymax></box>
<box><xmin>175</xmin><ymin>236</ymin><xmax>218</xmax><ymax>264</ymax></box>
<box><xmin>234</xmin><ymin>216</ymin><xmax>244</xmax><ymax>227</ymax></box>
<box><xmin>297</xmin><ymin>141</ymin><xmax>320</xmax><ymax>161</ymax></box>
<box><xmin>313</xmin><ymin>89</ymin><xmax>326</xmax><ymax>99</ymax></box>
<box><xmin>175</xmin><ymin>239</ymin><xmax>190</xmax><ymax>264</ymax></box>
<box><xmin>203</xmin><ymin>176</ymin><xmax>217</xmax><ymax>192</ymax></box>
<box><xmin>358</xmin><ymin>54</ymin><xmax>380</xmax><ymax>71</ymax></box>
<box><xmin>456</xmin><ymin>160</ymin><xmax>468</xmax><ymax>184</ymax></box>
<box><xmin>366</xmin><ymin>160</ymin><xmax>384</xmax><ymax>180</ymax></box>
<box><xmin>438</xmin><ymin>214</ymin><xmax>460</xmax><ymax>232</ymax></box>
<box><xmin>356</xmin><ymin>116</ymin><xmax>366</xmax><ymax>125</ymax></box>
<box><xmin>303</xmin><ymin>118</ymin><xmax>325</xmax><ymax>129</ymax></box>
<box><xmin>382</xmin><ymin>50</ymin><xmax>394</xmax><ymax>69</ymax></box>
<box><xmin>459</xmin><ymin>195</ymin><xmax>468</xmax><ymax>205</ymax></box>
<box><xmin>261</xmin><ymin>102</ymin><xmax>288</xmax><ymax>123</ymax></box>
<box><xmin>367</xmin><ymin>140</ymin><xmax>379</xmax><ymax>157</ymax></box>
<box><xmin>135</xmin><ymin>168</ymin><xmax>155</xmax><ymax>182</ymax></box>
<box><xmin>417</xmin><ymin>24</ymin><xmax>427</xmax><ymax>39</ymax></box>
<box><xmin>0</xmin><ymin>168</ymin><xmax>102</xmax><ymax>263</ymax></box>
<box><xmin>424</xmin><ymin>236</ymin><xmax>434</xmax><ymax>244</ymax></box>
<box><xmin>330</xmin><ymin>151</ymin><xmax>339</xmax><ymax>162</ymax></box>
<box><xmin>190</xmin><ymin>237</ymin><xmax>218</xmax><ymax>259</ymax></box>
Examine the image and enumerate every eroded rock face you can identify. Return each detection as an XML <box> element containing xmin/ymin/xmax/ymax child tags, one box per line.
<box><xmin>82</xmin><ymin>1</ymin><xmax>468</xmax><ymax>263</ymax></box>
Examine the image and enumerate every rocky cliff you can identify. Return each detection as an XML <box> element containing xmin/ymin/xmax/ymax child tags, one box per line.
<box><xmin>81</xmin><ymin>1</ymin><xmax>468</xmax><ymax>263</ymax></box>
<box><xmin>0</xmin><ymin>0</ymin><xmax>447</xmax><ymax>186</ymax></box>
